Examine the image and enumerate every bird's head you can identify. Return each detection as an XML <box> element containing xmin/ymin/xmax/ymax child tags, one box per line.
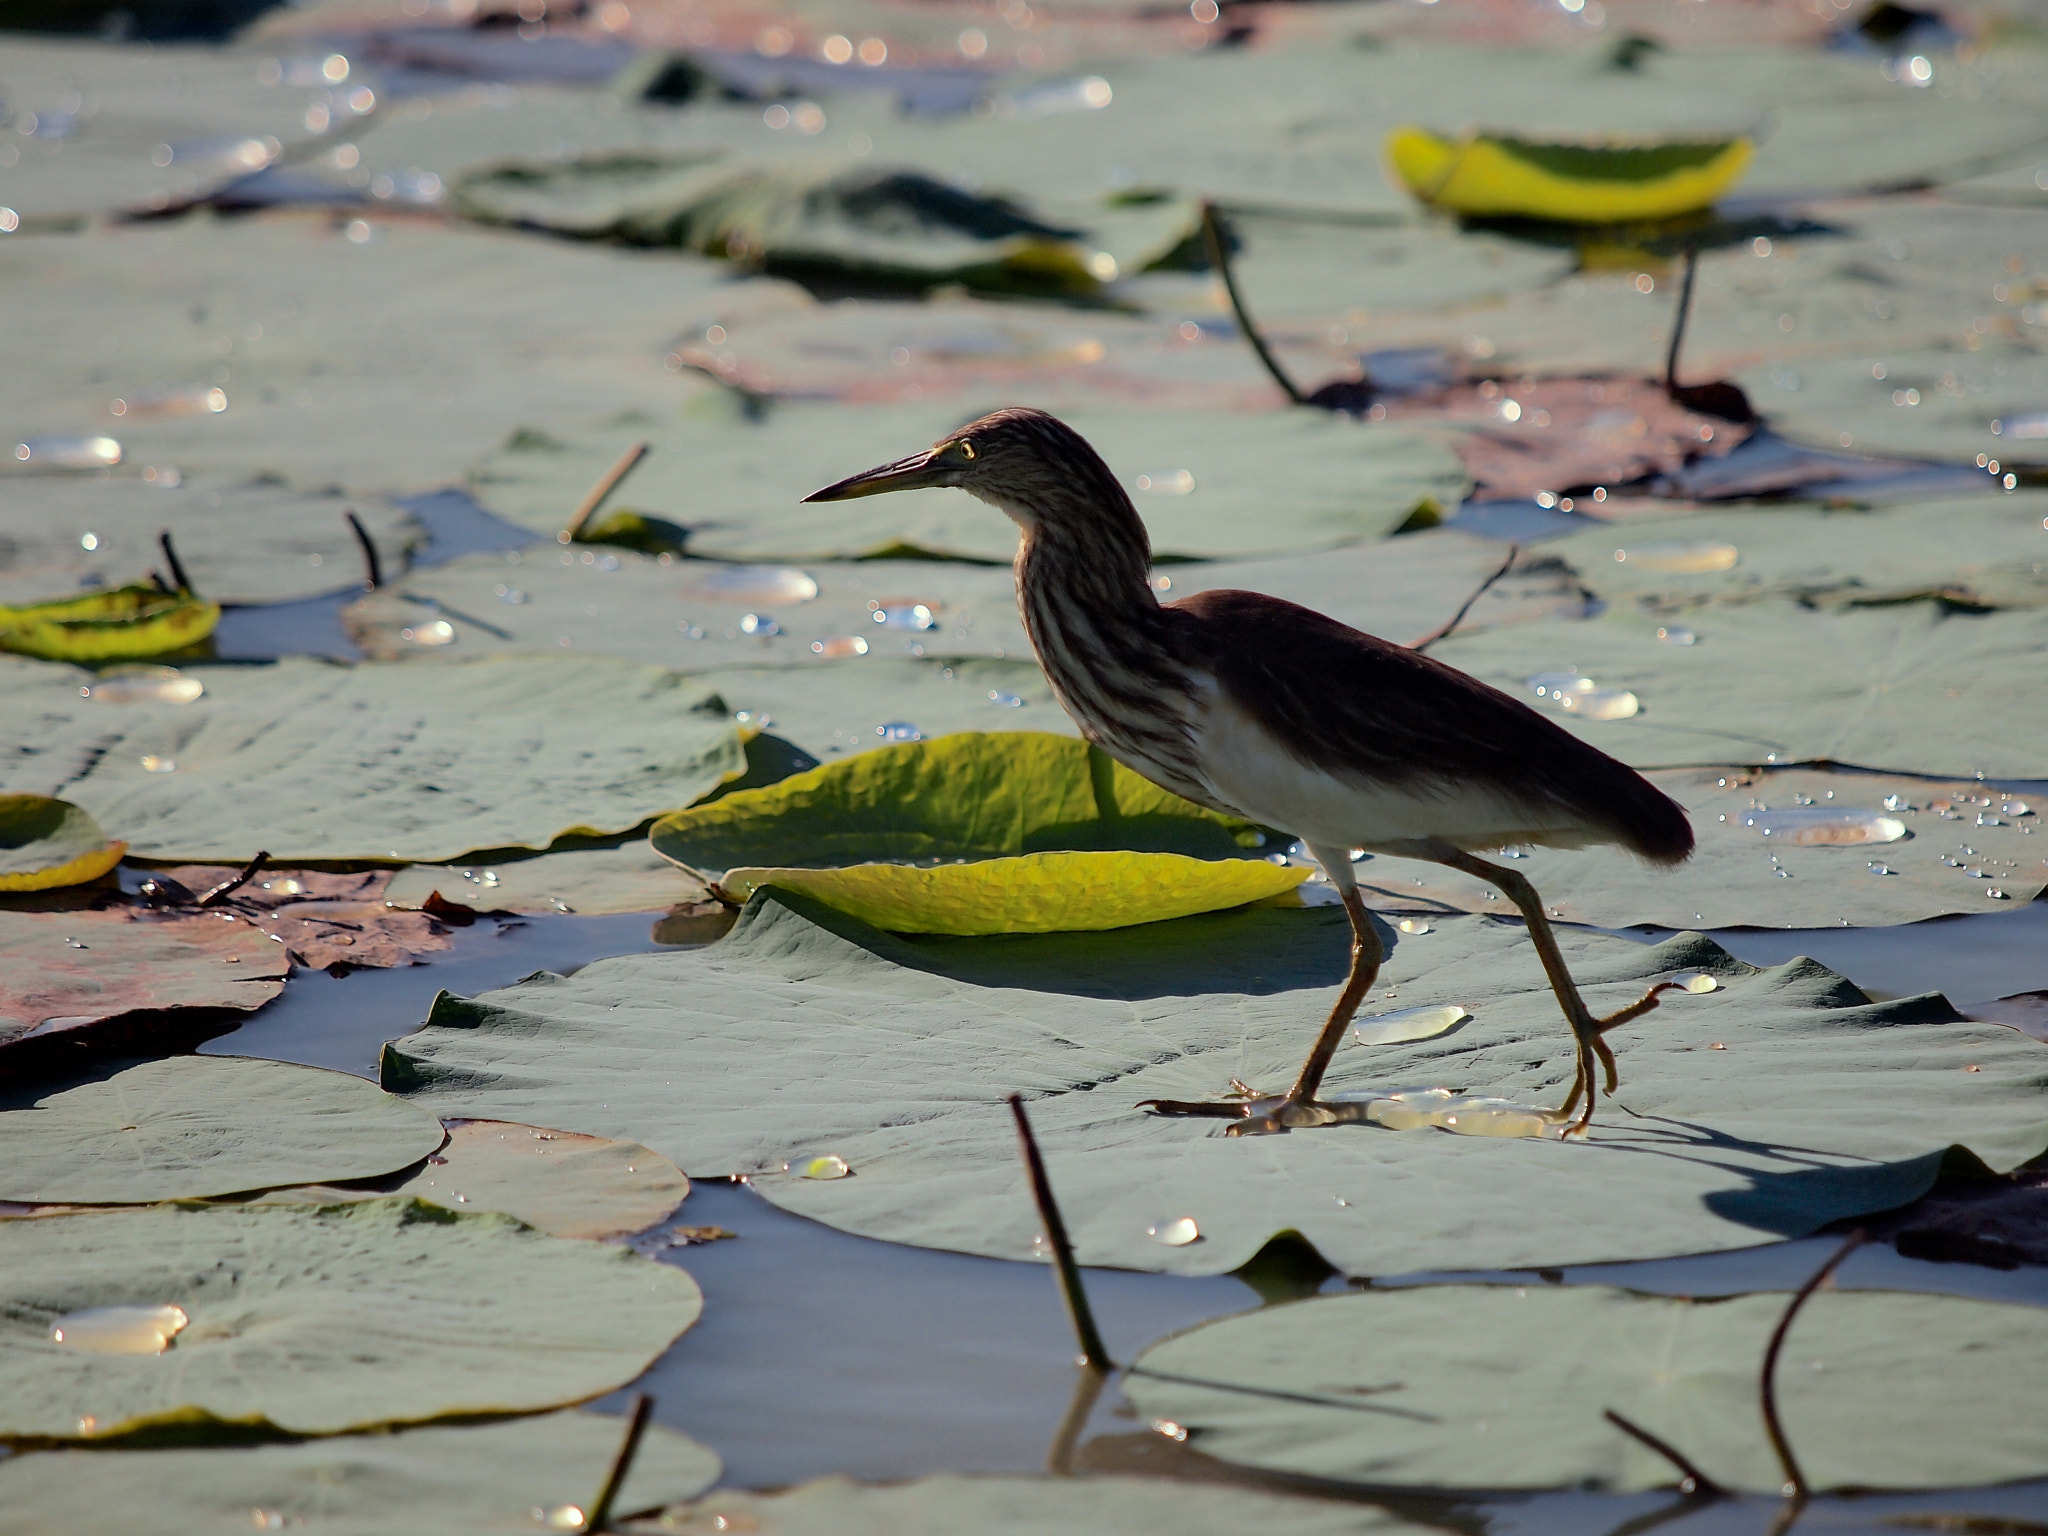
<box><xmin>802</xmin><ymin>406</ymin><xmax>1134</xmax><ymax>540</ymax></box>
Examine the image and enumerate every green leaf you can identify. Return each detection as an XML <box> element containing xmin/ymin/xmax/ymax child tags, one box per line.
<box><xmin>0</xmin><ymin>1057</ymin><xmax>447</xmax><ymax>1204</ymax></box>
<box><xmin>0</xmin><ymin>1410</ymin><xmax>720</xmax><ymax>1535</ymax></box>
<box><xmin>0</xmin><ymin>653</ymin><xmax>746</xmax><ymax>864</ymax></box>
<box><xmin>0</xmin><ymin>794</ymin><xmax>125</xmax><ymax>892</ymax></box>
<box><xmin>381</xmin><ymin>893</ymin><xmax>2048</xmax><ymax>1278</ymax></box>
<box><xmin>1126</xmin><ymin>1283</ymin><xmax>2048</xmax><ymax>1493</ymax></box>
<box><xmin>1359</xmin><ymin>764</ymin><xmax>2046</xmax><ymax>930</ymax></box>
<box><xmin>723</xmin><ymin>852</ymin><xmax>1307</xmax><ymax>935</ymax></box>
<box><xmin>655</xmin><ymin>1472</ymin><xmax>1436</xmax><ymax>1535</ymax></box>
<box><xmin>651</xmin><ymin>733</ymin><xmax>1258</xmax><ymax>874</ymax></box>
<box><xmin>0</xmin><ymin>585</ymin><xmax>218</xmax><ymax>665</ymax></box>
<box><xmin>0</xmin><ymin>909</ymin><xmax>289</xmax><ymax>1050</ymax></box>
<box><xmin>246</xmin><ymin>1119</ymin><xmax>690</xmax><ymax>1242</ymax></box>
<box><xmin>464</xmin><ymin>401</ymin><xmax>1469</xmax><ymax>562</ymax></box>
<box><xmin>1429</xmin><ymin>598</ymin><xmax>2048</xmax><ymax>780</ymax></box>
<box><xmin>0</xmin><ymin>1198</ymin><xmax>701</xmax><ymax>1441</ymax></box>
<box><xmin>1387</xmin><ymin>127</ymin><xmax>1753</xmax><ymax>222</ymax></box>
<box><xmin>385</xmin><ymin>842</ymin><xmax>712</xmax><ymax>918</ymax></box>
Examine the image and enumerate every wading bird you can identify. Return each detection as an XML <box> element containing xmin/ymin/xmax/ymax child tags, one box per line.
<box><xmin>806</xmin><ymin>408</ymin><xmax>1693</xmax><ymax>1134</ymax></box>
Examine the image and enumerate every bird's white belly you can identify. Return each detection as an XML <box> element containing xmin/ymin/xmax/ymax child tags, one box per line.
<box><xmin>1188</xmin><ymin>693</ymin><xmax>1604</xmax><ymax>853</ymax></box>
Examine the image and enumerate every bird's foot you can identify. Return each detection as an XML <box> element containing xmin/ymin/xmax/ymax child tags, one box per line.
<box><xmin>1545</xmin><ymin>980</ymin><xmax>1683</xmax><ymax>1133</ymax></box>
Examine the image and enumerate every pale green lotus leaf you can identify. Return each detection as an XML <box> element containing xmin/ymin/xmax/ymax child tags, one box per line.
<box><xmin>1357</xmin><ymin>764</ymin><xmax>2048</xmax><ymax>930</ymax></box>
<box><xmin>1428</xmin><ymin>598</ymin><xmax>2048</xmax><ymax>779</ymax></box>
<box><xmin>0</xmin><ymin>1411</ymin><xmax>719</xmax><ymax>1536</ymax></box>
<box><xmin>381</xmin><ymin>892</ymin><xmax>2048</xmax><ymax>1278</ymax></box>
<box><xmin>1736</xmin><ymin>343</ymin><xmax>2048</xmax><ymax>467</ymax></box>
<box><xmin>0</xmin><ymin>216</ymin><xmax>807</xmax><ymax>503</ymax></box>
<box><xmin>385</xmin><ymin>841</ymin><xmax>712</xmax><ymax>917</ymax></box>
<box><xmin>0</xmin><ymin>908</ymin><xmax>289</xmax><ymax>1049</ymax></box>
<box><xmin>0</xmin><ymin>1057</ymin><xmax>446</xmax><ymax>1204</ymax></box>
<box><xmin>466</xmin><ymin>401</ymin><xmax>1468</xmax><ymax>561</ymax></box>
<box><xmin>0</xmin><ymin>40</ymin><xmax>327</xmax><ymax>226</ymax></box>
<box><xmin>1549</xmin><ymin>492</ymin><xmax>2048</xmax><ymax>613</ymax></box>
<box><xmin>0</xmin><ymin>653</ymin><xmax>745</xmax><ymax>863</ymax></box>
<box><xmin>1126</xmin><ymin>1284</ymin><xmax>2048</xmax><ymax>1493</ymax></box>
<box><xmin>723</xmin><ymin>852</ymin><xmax>1307</xmax><ymax>935</ymax></box>
<box><xmin>246</xmin><ymin>1119</ymin><xmax>689</xmax><ymax>1241</ymax></box>
<box><xmin>348</xmin><ymin>530</ymin><xmax>1568</xmax><ymax>673</ymax></box>
<box><xmin>0</xmin><ymin>794</ymin><xmax>124</xmax><ymax>892</ymax></box>
<box><xmin>0</xmin><ymin>477</ymin><xmax>418</xmax><ymax>608</ymax></box>
<box><xmin>651</xmin><ymin>733</ymin><xmax>1256</xmax><ymax>874</ymax></box>
<box><xmin>650</xmin><ymin>1472</ymin><xmax>1434</xmax><ymax>1536</ymax></box>
<box><xmin>0</xmin><ymin>1198</ymin><xmax>702</xmax><ymax>1441</ymax></box>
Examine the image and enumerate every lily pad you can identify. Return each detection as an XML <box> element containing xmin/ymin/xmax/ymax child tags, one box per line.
<box><xmin>466</xmin><ymin>401</ymin><xmax>1468</xmax><ymax>562</ymax></box>
<box><xmin>146</xmin><ymin>865</ymin><xmax>456</xmax><ymax>971</ymax></box>
<box><xmin>1126</xmin><ymin>1284</ymin><xmax>2048</xmax><ymax>1493</ymax></box>
<box><xmin>722</xmin><ymin>852</ymin><xmax>1307</xmax><ymax>935</ymax></box>
<box><xmin>1429</xmin><ymin>598</ymin><xmax>2048</xmax><ymax>779</ymax></box>
<box><xmin>248</xmin><ymin>1119</ymin><xmax>690</xmax><ymax>1241</ymax></box>
<box><xmin>0</xmin><ymin>1410</ymin><xmax>720</xmax><ymax>1536</ymax></box>
<box><xmin>381</xmin><ymin>892</ymin><xmax>2048</xmax><ymax>1278</ymax></box>
<box><xmin>0</xmin><ymin>1197</ymin><xmax>702</xmax><ymax>1441</ymax></box>
<box><xmin>0</xmin><ymin>1056</ymin><xmax>446</xmax><ymax>1204</ymax></box>
<box><xmin>385</xmin><ymin>842</ymin><xmax>713</xmax><ymax>918</ymax></box>
<box><xmin>651</xmin><ymin>733</ymin><xmax>1257</xmax><ymax>875</ymax></box>
<box><xmin>649</xmin><ymin>1472</ymin><xmax>1433</xmax><ymax>1535</ymax></box>
<box><xmin>1550</xmin><ymin>492</ymin><xmax>2048</xmax><ymax>614</ymax></box>
<box><xmin>0</xmin><ymin>585</ymin><xmax>219</xmax><ymax>665</ymax></box>
<box><xmin>0</xmin><ymin>653</ymin><xmax>745</xmax><ymax>863</ymax></box>
<box><xmin>0</xmin><ymin>476</ymin><xmax>418</xmax><ymax>609</ymax></box>
<box><xmin>0</xmin><ymin>795</ymin><xmax>125</xmax><ymax>892</ymax></box>
<box><xmin>0</xmin><ymin>908</ymin><xmax>288</xmax><ymax>1050</ymax></box>
<box><xmin>1387</xmin><ymin>128</ymin><xmax>1754</xmax><ymax>222</ymax></box>
<box><xmin>1358</xmin><ymin>766</ymin><xmax>2048</xmax><ymax>929</ymax></box>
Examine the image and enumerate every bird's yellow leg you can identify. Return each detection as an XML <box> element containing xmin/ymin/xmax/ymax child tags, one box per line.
<box><xmin>1138</xmin><ymin>878</ymin><xmax>1382</xmax><ymax>1131</ymax></box>
<box><xmin>1434</xmin><ymin>850</ymin><xmax>1673</xmax><ymax>1134</ymax></box>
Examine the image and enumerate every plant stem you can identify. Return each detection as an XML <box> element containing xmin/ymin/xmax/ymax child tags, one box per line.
<box><xmin>564</xmin><ymin>442</ymin><xmax>651</xmax><ymax>542</ymax></box>
<box><xmin>1663</xmin><ymin>246</ymin><xmax>1698</xmax><ymax>398</ymax></box>
<box><xmin>1200</xmin><ymin>202</ymin><xmax>1305</xmax><ymax>406</ymax></box>
<box><xmin>582</xmin><ymin>1393</ymin><xmax>654</xmax><ymax>1533</ymax></box>
<box><xmin>1602</xmin><ymin>1408</ymin><xmax>1723</xmax><ymax>1498</ymax></box>
<box><xmin>158</xmin><ymin>531</ymin><xmax>195</xmax><ymax>595</ymax></box>
<box><xmin>1409</xmin><ymin>543</ymin><xmax>1520</xmax><ymax>653</ymax></box>
<box><xmin>344</xmin><ymin>511</ymin><xmax>383</xmax><ymax>591</ymax></box>
<box><xmin>1007</xmin><ymin>1094</ymin><xmax>1112</xmax><ymax>1372</ymax></box>
<box><xmin>1761</xmin><ymin>1231</ymin><xmax>1865</xmax><ymax>1504</ymax></box>
<box><xmin>197</xmin><ymin>851</ymin><xmax>269</xmax><ymax>908</ymax></box>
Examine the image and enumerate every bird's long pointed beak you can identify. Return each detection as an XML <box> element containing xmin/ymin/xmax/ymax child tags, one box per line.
<box><xmin>802</xmin><ymin>449</ymin><xmax>943</xmax><ymax>502</ymax></box>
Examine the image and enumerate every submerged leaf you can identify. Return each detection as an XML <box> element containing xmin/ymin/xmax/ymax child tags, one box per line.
<box><xmin>0</xmin><ymin>1411</ymin><xmax>720</xmax><ymax>1536</ymax></box>
<box><xmin>0</xmin><ymin>585</ymin><xmax>218</xmax><ymax>664</ymax></box>
<box><xmin>0</xmin><ymin>795</ymin><xmax>125</xmax><ymax>892</ymax></box>
<box><xmin>722</xmin><ymin>851</ymin><xmax>1307</xmax><ymax>935</ymax></box>
<box><xmin>0</xmin><ymin>1198</ymin><xmax>702</xmax><ymax>1441</ymax></box>
<box><xmin>652</xmin><ymin>732</ymin><xmax>1257</xmax><ymax>874</ymax></box>
<box><xmin>1387</xmin><ymin>127</ymin><xmax>1753</xmax><ymax>221</ymax></box>
<box><xmin>250</xmin><ymin>1119</ymin><xmax>690</xmax><ymax>1242</ymax></box>
<box><xmin>382</xmin><ymin>893</ymin><xmax>2048</xmax><ymax>1278</ymax></box>
<box><xmin>1128</xmin><ymin>1283</ymin><xmax>2048</xmax><ymax>1492</ymax></box>
<box><xmin>0</xmin><ymin>1056</ymin><xmax>447</xmax><ymax>1204</ymax></box>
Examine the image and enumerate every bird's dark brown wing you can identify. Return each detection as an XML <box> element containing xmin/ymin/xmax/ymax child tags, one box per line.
<box><xmin>1166</xmin><ymin>588</ymin><xmax>1693</xmax><ymax>864</ymax></box>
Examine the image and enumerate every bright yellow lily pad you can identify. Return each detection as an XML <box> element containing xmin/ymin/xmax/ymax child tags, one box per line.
<box><xmin>0</xmin><ymin>585</ymin><xmax>219</xmax><ymax>664</ymax></box>
<box><xmin>1386</xmin><ymin>126</ymin><xmax>1753</xmax><ymax>223</ymax></box>
<box><xmin>0</xmin><ymin>795</ymin><xmax>126</xmax><ymax>892</ymax></box>
<box><xmin>718</xmin><ymin>850</ymin><xmax>1308</xmax><ymax>935</ymax></box>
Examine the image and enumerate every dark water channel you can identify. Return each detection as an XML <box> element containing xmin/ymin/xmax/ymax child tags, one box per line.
<box><xmin>197</xmin><ymin>896</ymin><xmax>2048</xmax><ymax>1521</ymax></box>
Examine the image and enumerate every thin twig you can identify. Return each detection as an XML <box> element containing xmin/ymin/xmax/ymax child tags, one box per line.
<box><xmin>1045</xmin><ymin>1361</ymin><xmax>1111</xmax><ymax>1476</ymax></box>
<box><xmin>197</xmin><ymin>851</ymin><xmax>269</xmax><ymax>908</ymax></box>
<box><xmin>1663</xmin><ymin>246</ymin><xmax>1698</xmax><ymax>399</ymax></box>
<box><xmin>1199</xmin><ymin>201</ymin><xmax>1305</xmax><ymax>406</ymax></box>
<box><xmin>158</xmin><ymin>531</ymin><xmax>194</xmax><ymax>595</ymax></box>
<box><xmin>344</xmin><ymin>511</ymin><xmax>383</xmax><ymax>591</ymax></box>
<box><xmin>582</xmin><ymin>1393</ymin><xmax>654</xmax><ymax>1533</ymax></box>
<box><xmin>1762</xmin><ymin>1231</ymin><xmax>1866</xmax><ymax>1503</ymax></box>
<box><xmin>1008</xmin><ymin>1094</ymin><xmax>1112</xmax><ymax>1372</ymax></box>
<box><xmin>1602</xmin><ymin>1408</ymin><xmax>1724</xmax><ymax>1498</ymax></box>
<box><xmin>1409</xmin><ymin>543</ymin><xmax>1520</xmax><ymax>653</ymax></box>
<box><xmin>564</xmin><ymin>442</ymin><xmax>651</xmax><ymax>543</ymax></box>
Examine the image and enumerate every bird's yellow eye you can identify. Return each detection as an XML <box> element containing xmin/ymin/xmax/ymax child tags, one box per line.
<box><xmin>958</xmin><ymin>439</ymin><xmax>977</xmax><ymax>460</ymax></box>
